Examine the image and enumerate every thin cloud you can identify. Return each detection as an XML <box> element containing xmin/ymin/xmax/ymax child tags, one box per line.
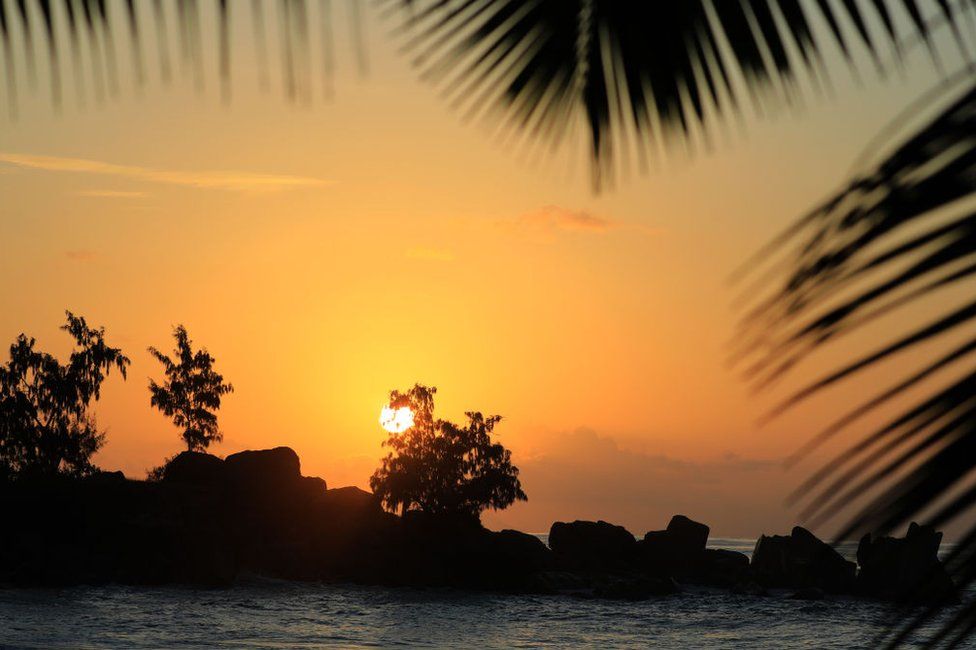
<box><xmin>505</xmin><ymin>205</ymin><xmax>661</xmax><ymax>236</ymax></box>
<box><xmin>406</xmin><ymin>247</ymin><xmax>455</xmax><ymax>262</ymax></box>
<box><xmin>0</xmin><ymin>152</ymin><xmax>330</xmax><ymax>193</ymax></box>
<box><xmin>77</xmin><ymin>190</ymin><xmax>149</xmax><ymax>198</ymax></box>
<box><xmin>517</xmin><ymin>205</ymin><xmax>615</xmax><ymax>232</ymax></box>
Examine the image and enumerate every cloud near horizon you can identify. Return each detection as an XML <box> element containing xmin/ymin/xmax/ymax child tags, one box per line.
<box><xmin>0</xmin><ymin>153</ymin><xmax>331</xmax><ymax>193</ymax></box>
<box><xmin>484</xmin><ymin>428</ymin><xmax>788</xmax><ymax>539</ymax></box>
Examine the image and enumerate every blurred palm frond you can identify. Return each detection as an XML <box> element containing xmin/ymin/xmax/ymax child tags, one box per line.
<box><xmin>734</xmin><ymin>72</ymin><xmax>976</xmax><ymax>648</ymax></box>
<box><xmin>385</xmin><ymin>0</ymin><xmax>965</xmax><ymax>187</ymax></box>
<box><xmin>0</xmin><ymin>1</ymin><xmax>965</xmax><ymax>186</ymax></box>
<box><xmin>0</xmin><ymin>0</ymin><xmax>365</xmax><ymax>114</ymax></box>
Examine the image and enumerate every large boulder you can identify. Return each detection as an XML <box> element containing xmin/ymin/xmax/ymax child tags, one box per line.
<box><xmin>224</xmin><ymin>447</ymin><xmax>303</xmax><ymax>487</ymax></box>
<box><xmin>696</xmin><ymin>548</ymin><xmax>750</xmax><ymax>586</ymax></box>
<box><xmin>549</xmin><ymin>520</ymin><xmax>637</xmax><ymax>570</ymax></box>
<box><xmin>525</xmin><ymin>570</ymin><xmax>591</xmax><ymax>594</ymax></box>
<box><xmin>307</xmin><ymin>487</ymin><xmax>398</xmax><ymax>582</ymax></box>
<box><xmin>666</xmin><ymin>515</ymin><xmax>710</xmax><ymax>550</ymax></box>
<box><xmin>161</xmin><ymin>451</ymin><xmax>224</xmax><ymax>484</ymax></box>
<box><xmin>637</xmin><ymin>514</ymin><xmax>713</xmax><ymax>580</ymax></box>
<box><xmin>321</xmin><ymin>486</ymin><xmax>383</xmax><ymax>518</ymax></box>
<box><xmin>484</xmin><ymin>529</ymin><xmax>553</xmax><ymax>577</ymax></box>
<box><xmin>751</xmin><ymin>526</ymin><xmax>856</xmax><ymax>593</ymax></box>
<box><xmin>857</xmin><ymin>522</ymin><xmax>956</xmax><ymax>603</ymax></box>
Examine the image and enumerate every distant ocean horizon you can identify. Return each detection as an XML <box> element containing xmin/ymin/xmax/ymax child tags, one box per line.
<box><xmin>0</xmin><ymin>538</ymin><xmax>963</xmax><ymax>649</ymax></box>
<box><xmin>530</xmin><ymin>535</ymin><xmax>955</xmax><ymax>562</ymax></box>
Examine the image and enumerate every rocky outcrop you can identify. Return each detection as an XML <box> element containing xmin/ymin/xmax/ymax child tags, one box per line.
<box><xmin>525</xmin><ymin>570</ymin><xmax>591</xmax><ymax>594</ymax></box>
<box><xmin>857</xmin><ymin>522</ymin><xmax>956</xmax><ymax>603</ymax></box>
<box><xmin>751</xmin><ymin>527</ymin><xmax>856</xmax><ymax>593</ymax></box>
<box><xmin>593</xmin><ymin>575</ymin><xmax>679</xmax><ymax>600</ymax></box>
<box><xmin>636</xmin><ymin>515</ymin><xmax>748</xmax><ymax>586</ymax></box>
<box><xmin>697</xmin><ymin>548</ymin><xmax>750</xmax><ymax>586</ymax></box>
<box><xmin>0</xmin><ymin>449</ymin><xmax>959</xmax><ymax>611</ymax></box>
<box><xmin>488</xmin><ymin>529</ymin><xmax>554</xmax><ymax>577</ymax></box>
<box><xmin>638</xmin><ymin>514</ymin><xmax>710</xmax><ymax>576</ymax></box>
<box><xmin>224</xmin><ymin>447</ymin><xmax>305</xmax><ymax>489</ymax></box>
<box><xmin>162</xmin><ymin>451</ymin><xmax>225</xmax><ymax>484</ymax></box>
<box><xmin>665</xmin><ymin>515</ymin><xmax>710</xmax><ymax>550</ymax></box>
<box><xmin>548</xmin><ymin>520</ymin><xmax>636</xmax><ymax>570</ymax></box>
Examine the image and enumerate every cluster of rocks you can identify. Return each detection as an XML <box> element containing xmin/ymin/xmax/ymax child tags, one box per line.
<box><xmin>538</xmin><ymin>517</ymin><xmax>956</xmax><ymax>604</ymax></box>
<box><xmin>0</xmin><ymin>447</ymin><xmax>958</xmax><ymax>606</ymax></box>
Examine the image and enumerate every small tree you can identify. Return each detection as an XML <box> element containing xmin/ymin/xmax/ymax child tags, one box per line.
<box><xmin>370</xmin><ymin>384</ymin><xmax>526</xmax><ymax>519</ymax></box>
<box><xmin>148</xmin><ymin>325</ymin><xmax>234</xmax><ymax>452</ymax></box>
<box><xmin>0</xmin><ymin>311</ymin><xmax>130</xmax><ymax>478</ymax></box>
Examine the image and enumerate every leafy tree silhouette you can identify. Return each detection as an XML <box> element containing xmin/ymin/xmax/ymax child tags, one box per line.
<box><xmin>148</xmin><ymin>325</ymin><xmax>234</xmax><ymax>452</ymax></box>
<box><xmin>0</xmin><ymin>311</ymin><xmax>130</xmax><ymax>478</ymax></box>
<box><xmin>370</xmin><ymin>384</ymin><xmax>526</xmax><ymax>519</ymax></box>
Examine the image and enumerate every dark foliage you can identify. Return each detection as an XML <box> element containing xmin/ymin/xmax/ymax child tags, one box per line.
<box><xmin>369</xmin><ymin>383</ymin><xmax>526</xmax><ymax>519</ymax></box>
<box><xmin>0</xmin><ymin>0</ymin><xmax>364</xmax><ymax>114</ymax></box>
<box><xmin>735</xmin><ymin>76</ymin><xmax>976</xmax><ymax>647</ymax></box>
<box><xmin>148</xmin><ymin>325</ymin><xmax>233</xmax><ymax>452</ymax></box>
<box><xmin>387</xmin><ymin>0</ymin><xmax>959</xmax><ymax>186</ymax></box>
<box><xmin>0</xmin><ymin>311</ymin><xmax>129</xmax><ymax>478</ymax></box>
<box><xmin>0</xmin><ymin>1</ymin><xmax>958</xmax><ymax>185</ymax></box>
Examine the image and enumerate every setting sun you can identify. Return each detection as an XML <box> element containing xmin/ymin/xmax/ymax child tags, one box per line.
<box><xmin>379</xmin><ymin>406</ymin><xmax>414</xmax><ymax>434</ymax></box>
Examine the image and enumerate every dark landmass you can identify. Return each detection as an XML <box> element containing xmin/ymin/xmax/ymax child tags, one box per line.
<box><xmin>0</xmin><ymin>447</ymin><xmax>957</xmax><ymax>606</ymax></box>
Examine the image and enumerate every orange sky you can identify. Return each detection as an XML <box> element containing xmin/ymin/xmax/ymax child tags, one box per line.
<box><xmin>0</xmin><ymin>2</ymin><xmax>965</xmax><ymax>538</ymax></box>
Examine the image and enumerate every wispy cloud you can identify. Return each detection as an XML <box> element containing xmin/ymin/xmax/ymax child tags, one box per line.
<box><xmin>516</xmin><ymin>205</ymin><xmax>615</xmax><ymax>232</ymax></box>
<box><xmin>504</xmin><ymin>205</ymin><xmax>661</xmax><ymax>237</ymax></box>
<box><xmin>0</xmin><ymin>153</ymin><xmax>330</xmax><ymax>193</ymax></box>
<box><xmin>77</xmin><ymin>190</ymin><xmax>149</xmax><ymax>199</ymax></box>
<box><xmin>406</xmin><ymin>247</ymin><xmax>455</xmax><ymax>262</ymax></box>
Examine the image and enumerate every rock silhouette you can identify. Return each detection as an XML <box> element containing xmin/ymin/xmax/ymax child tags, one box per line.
<box><xmin>751</xmin><ymin>526</ymin><xmax>856</xmax><ymax>593</ymax></box>
<box><xmin>548</xmin><ymin>520</ymin><xmax>636</xmax><ymax>571</ymax></box>
<box><xmin>857</xmin><ymin>522</ymin><xmax>957</xmax><ymax>603</ymax></box>
<box><xmin>0</xmin><ymin>447</ymin><xmax>958</xmax><ymax>607</ymax></box>
<box><xmin>637</xmin><ymin>515</ymin><xmax>732</xmax><ymax>581</ymax></box>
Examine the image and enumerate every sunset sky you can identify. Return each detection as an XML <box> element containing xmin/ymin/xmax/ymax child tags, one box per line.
<box><xmin>1</xmin><ymin>2</ymin><xmax>966</xmax><ymax>538</ymax></box>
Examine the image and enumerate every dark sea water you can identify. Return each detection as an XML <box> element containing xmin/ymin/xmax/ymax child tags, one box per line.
<box><xmin>0</xmin><ymin>539</ymin><xmax>966</xmax><ymax>649</ymax></box>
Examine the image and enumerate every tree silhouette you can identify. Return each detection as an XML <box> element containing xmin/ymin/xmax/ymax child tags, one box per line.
<box><xmin>370</xmin><ymin>384</ymin><xmax>526</xmax><ymax>519</ymax></box>
<box><xmin>0</xmin><ymin>311</ymin><xmax>130</xmax><ymax>479</ymax></box>
<box><xmin>148</xmin><ymin>325</ymin><xmax>234</xmax><ymax>452</ymax></box>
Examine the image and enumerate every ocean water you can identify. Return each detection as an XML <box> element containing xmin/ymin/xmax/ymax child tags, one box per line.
<box><xmin>0</xmin><ymin>539</ymin><xmax>964</xmax><ymax>649</ymax></box>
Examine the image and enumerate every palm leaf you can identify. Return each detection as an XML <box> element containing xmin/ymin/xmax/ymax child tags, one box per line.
<box><xmin>0</xmin><ymin>0</ymin><xmax>360</xmax><ymax>111</ymax></box>
<box><xmin>735</xmin><ymin>72</ymin><xmax>976</xmax><ymax>647</ymax></box>
<box><xmin>0</xmin><ymin>1</ymin><xmax>961</xmax><ymax>186</ymax></box>
<box><xmin>385</xmin><ymin>0</ymin><xmax>959</xmax><ymax>187</ymax></box>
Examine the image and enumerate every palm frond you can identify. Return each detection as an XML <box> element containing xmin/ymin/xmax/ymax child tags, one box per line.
<box><xmin>385</xmin><ymin>0</ymin><xmax>961</xmax><ymax>187</ymax></box>
<box><xmin>735</xmin><ymin>72</ymin><xmax>976</xmax><ymax>647</ymax></box>
<box><xmin>1</xmin><ymin>1</ymin><xmax>965</xmax><ymax>188</ymax></box>
<box><xmin>0</xmin><ymin>0</ymin><xmax>365</xmax><ymax>114</ymax></box>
